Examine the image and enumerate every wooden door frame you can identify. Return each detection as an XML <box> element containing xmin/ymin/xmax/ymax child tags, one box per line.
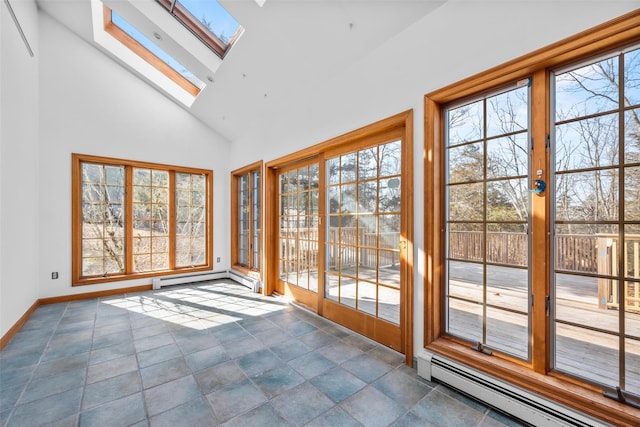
<box><xmin>264</xmin><ymin>110</ymin><xmax>414</xmax><ymax>364</ymax></box>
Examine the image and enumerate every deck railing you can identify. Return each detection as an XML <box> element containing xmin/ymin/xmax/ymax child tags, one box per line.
<box><xmin>279</xmin><ymin>228</ymin><xmax>640</xmax><ymax>312</ymax></box>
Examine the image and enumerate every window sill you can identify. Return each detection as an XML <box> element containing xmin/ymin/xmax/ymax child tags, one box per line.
<box><xmin>426</xmin><ymin>338</ymin><xmax>640</xmax><ymax>426</ymax></box>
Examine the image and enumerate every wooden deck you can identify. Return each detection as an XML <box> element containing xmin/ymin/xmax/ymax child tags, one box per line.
<box><xmin>448</xmin><ymin>262</ymin><xmax>640</xmax><ymax>394</ymax></box>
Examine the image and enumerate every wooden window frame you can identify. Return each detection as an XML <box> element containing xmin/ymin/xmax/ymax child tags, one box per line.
<box><xmin>72</xmin><ymin>153</ymin><xmax>213</xmax><ymax>286</ymax></box>
<box><xmin>424</xmin><ymin>10</ymin><xmax>640</xmax><ymax>425</ymax></box>
<box><xmin>231</xmin><ymin>161</ymin><xmax>263</xmax><ymax>278</ymax></box>
<box><xmin>156</xmin><ymin>0</ymin><xmax>242</xmax><ymax>59</ymax></box>
<box><xmin>103</xmin><ymin>5</ymin><xmax>201</xmax><ymax>97</ymax></box>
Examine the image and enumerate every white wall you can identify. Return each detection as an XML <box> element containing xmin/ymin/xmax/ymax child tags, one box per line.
<box><xmin>37</xmin><ymin>11</ymin><xmax>232</xmax><ymax>299</ymax></box>
<box><xmin>227</xmin><ymin>1</ymin><xmax>640</xmax><ymax>357</ymax></box>
<box><xmin>1</xmin><ymin>0</ymin><xmax>40</xmax><ymax>337</ymax></box>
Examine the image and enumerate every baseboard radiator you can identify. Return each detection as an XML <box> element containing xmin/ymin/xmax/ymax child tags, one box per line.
<box><xmin>416</xmin><ymin>351</ymin><xmax>610</xmax><ymax>427</ymax></box>
<box><xmin>152</xmin><ymin>270</ymin><xmax>261</xmax><ymax>292</ymax></box>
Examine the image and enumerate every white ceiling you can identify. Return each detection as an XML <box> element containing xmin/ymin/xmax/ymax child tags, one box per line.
<box><xmin>36</xmin><ymin>0</ymin><xmax>446</xmax><ymax>142</ymax></box>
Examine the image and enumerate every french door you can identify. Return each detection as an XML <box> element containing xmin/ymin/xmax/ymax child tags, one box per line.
<box><xmin>271</xmin><ymin>116</ymin><xmax>412</xmax><ymax>355</ymax></box>
<box><xmin>322</xmin><ymin>137</ymin><xmax>406</xmax><ymax>351</ymax></box>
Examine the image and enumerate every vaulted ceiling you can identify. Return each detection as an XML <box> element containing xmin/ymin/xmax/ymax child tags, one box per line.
<box><xmin>37</xmin><ymin>0</ymin><xmax>445</xmax><ymax>142</ymax></box>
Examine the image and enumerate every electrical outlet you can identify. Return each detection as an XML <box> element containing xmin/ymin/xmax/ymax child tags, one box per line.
<box><xmin>216</xmin><ymin>257</ymin><xmax>221</xmax><ymax>263</ymax></box>
<box><xmin>52</xmin><ymin>272</ymin><xmax>59</xmax><ymax>279</ymax></box>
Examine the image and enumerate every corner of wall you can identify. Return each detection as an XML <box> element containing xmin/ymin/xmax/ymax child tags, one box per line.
<box><xmin>1</xmin><ymin>0</ymin><xmax>40</xmax><ymax>337</ymax></box>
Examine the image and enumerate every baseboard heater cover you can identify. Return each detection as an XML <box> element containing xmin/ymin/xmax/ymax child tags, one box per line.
<box><xmin>152</xmin><ymin>270</ymin><xmax>261</xmax><ymax>292</ymax></box>
<box><xmin>416</xmin><ymin>351</ymin><xmax>610</xmax><ymax>427</ymax></box>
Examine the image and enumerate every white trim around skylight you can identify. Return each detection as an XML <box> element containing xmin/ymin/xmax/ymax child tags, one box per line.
<box><xmin>91</xmin><ymin>0</ymin><xmax>222</xmax><ymax>107</ymax></box>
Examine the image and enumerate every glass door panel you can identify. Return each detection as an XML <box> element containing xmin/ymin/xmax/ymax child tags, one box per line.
<box><xmin>325</xmin><ymin>140</ymin><xmax>402</xmax><ymax>326</ymax></box>
<box><xmin>277</xmin><ymin>161</ymin><xmax>321</xmax><ymax>308</ymax></box>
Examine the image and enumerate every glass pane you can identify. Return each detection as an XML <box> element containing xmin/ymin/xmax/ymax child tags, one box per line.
<box><xmin>486</xmin><ymin>85</ymin><xmax>528</xmax><ymax>137</ymax></box>
<box><xmin>486</xmin><ymin>223</ymin><xmax>528</xmax><ymax>266</ymax></box>
<box><xmin>340</xmin><ymin>277</ymin><xmax>356</xmax><ymax>308</ymax></box>
<box><xmin>555</xmin><ymin>169</ymin><xmax>619</xmax><ymax>222</ymax></box>
<box><xmin>626</xmin><ymin>226</ymin><xmax>640</xmax><ymax>279</ymax></box>
<box><xmin>378</xmin><ymin>286</ymin><xmax>400</xmax><ymax>324</ymax></box>
<box><xmin>341</xmin><ymin>184</ymin><xmax>357</xmax><ymax>213</ymax></box>
<box><xmin>357</xmin><ymin>280</ymin><xmax>377</xmax><ymax>316</ymax></box>
<box><xmin>327</xmin><ymin>186</ymin><xmax>340</xmax><ymax>214</ymax></box>
<box><xmin>297</xmin><ymin>268</ymin><xmax>309</xmax><ymax>290</ymax></box>
<box><xmin>626</xmin><ymin>166</ymin><xmax>640</xmax><ymax>221</ymax></box>
<box><xmin>341</xmin><ymin>153</ymin><xmax>357</xmax><ymax>183</ymax></box>
<box><xmin>554</xmin><ymin>224</ymin><xmax>616</xmax><ymax>274</ymax></box>
<box><xmin>486</xmin><ymin>178</ymin><xmax>528</xmax><ymax>222</ymax></box>
<box><xmin>448</xmin><ymin>260</ymin><xmax>482</xmax><ymax>303</ymax></box>
<box><xmin>358</xmin><ymin>181</ymin><xmax>377</xmax><ymax>214</ymax></box>
<box><xmin>555</xmin><ymin>323</ymin><xmax>619</xmax><ymax>388</ymax></box>
<box><xmin>325</xmin><ymin>273</ymin><xmax>339</xmax><ymax>301</ymax></box>
<box><xmin>358</xmin><ymin>251</ymin><xmax>376</xmax><ymax>281</ymax></box>
<box><xmin>486</xmin><ymin>308</ymin><xmax>528</xmax><ymax>359</ymax></box>
<box><xmin>556</xmin><ymin>274</ymin><xmax>612</xmax><ymax>331</ymax></box>
<box><xmin>379</xmin><ymin>215</ymin><xmax>400</xmax><ymax>250</ymax></box>
<box><xmin>327</xmin><ymin>157</ymin><xmax>340</xmax><ymax>185</ymax></box>
<box><xmin>448</xmin><ymin>142</ymin><xmax>483</xmax><ymax>183</ymax></box>
<box><xmin>358</xmin><ymin>147</ymin><xmax>378</xmax><ymax>180</ymax></box>
<box><xmin>105</xmin><ymin>166</ymin><xmax>124</xmax><ymax>184</ymax></box>
<box><xmin>298</xmin><ymin>191</ymin><xmax>309</xmax><ymax>215</ymax></box>
<box><xmin>448</xmin><ymin>223</ymin><xmax>483</xmax><ymax>262</ymax></box>
<box><xmin>448</xmin><ymin>183</ymin><xmax>484</xmax><ymax>221</ymax></box>
<box><xmin>379</xmin><ymin>140</ymin><xmax>401</xmax><ymax>177</ymax></box>
<box><xmin>310</xmin><ymin>190</ymin><xmax>319</xmax><ymax>214</ymax></box>
<box><xmin>626</xmin><ymin>48</ymin><xmax>640</xmax><ymax>106</ymax></box>
<box><xmin>309</xmin><ymin>268</ymin><xmax>319</xmax><ymax>293</ymax></box>
<box><xmin>152</xmin><ymin>253</ymin><xmax>169</xmax><ymax>270</ymax></box>
<box><xmin>487</xmin><ymin>134</ymin><xmax>528</xmax><ymax>179</ymax></box>
<box><xmin>287</xmin><ymin>264</ymin><xmax>298</xmax><ymax>286</ymax></box>
<box><xmin>82</xmin><ymin>163</ymin><xmax>101</xmax><ymax>183</ymax></box>
<box><xmin>448</xmin><ymin>99</ymin><xmax>483</xmax><ymax>145</ymax></box>
<box><xmin>298</xmin><ymin>166</ymin><xmax>309</xmax><ymax>191</ymax></box>
<box><xmin>625</xmin><ymin>109</ymin><xmax>640</xmax><ymax>164</ymax></box>
<box><xmin>310</xmin><ymin>164</ymin><xmax>319</xmax><ymax>189</ymax></box>
<box><xmin>133</xmin><ymin>169</ymin><xmax>150</xmax><ymax>186</ymax></box>
<box><xmin>153</xmin><ymin>205</ymin><xmax>168</xmax><ymax>221</ymax></box>
<box><xmin>378</xmin><ymin>251</ymin><xmax>400</xmax><ymax>289</ymax></box>
<box><xmin>626</xmin><ymin>281</ymin><xmax>640</xmax><ymax>393</ymax></box>
<box><xmin>555</xmin><ymin>56</ymin><xmax>619</xmax><ymax>122</ymax></box>
<box><xmin>358</xmin><ymin>216</ymin><xmax>377</xmax><ymax>243</ymax></box>
<box><xmin>152</xmin><ymin>237</ymin><xmax>168</xmax><ymax>252</ymax></box>
<box><xmin>626</xmin><ymin>336</ymin><xmax>640</xmax><ymax>395</ymax></box>
<box><xmin>134</xmin><ymin>254</ymin><xmax>151</xmax><ymax>272</ymax></box>
<box><xmin>486</xmin><ymin>266</ymin><xmax>528</xmax><ymax>312</ymax></box>
<box><xmin>555</xmin><ymin>113</ymin><xmax>619</xmax><ymax>172</ymax></box>
<box><xmin>448</xmin><ymin>298</ymin><xmax>482</xmax><ymax>343</ymax></box>
<box><xmin>326</xmin><ymin>244</ymin><xmax>339</xmax><ymax>274</ymax></box>
<box><xmin>379</xmin><ymin>177</ymin><xmax>400</xmax><ymax>213</ymax></box>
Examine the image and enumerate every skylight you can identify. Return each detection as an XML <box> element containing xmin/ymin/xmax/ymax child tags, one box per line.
<box><xmin>156</xmin><ymin>0</ymin><xmax>243</xmax><ymax>58</ymax></box>
<box><xmin>106</xmin><ymin>7</ymin><xmax>205</xmax><ymax>96</ymax></box>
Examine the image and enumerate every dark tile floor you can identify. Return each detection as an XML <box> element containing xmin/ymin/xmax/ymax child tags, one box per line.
<box><xmin>0</xmin><ymin>280</ymin><xmax>526</xmax><ymax>426</ymax></box>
